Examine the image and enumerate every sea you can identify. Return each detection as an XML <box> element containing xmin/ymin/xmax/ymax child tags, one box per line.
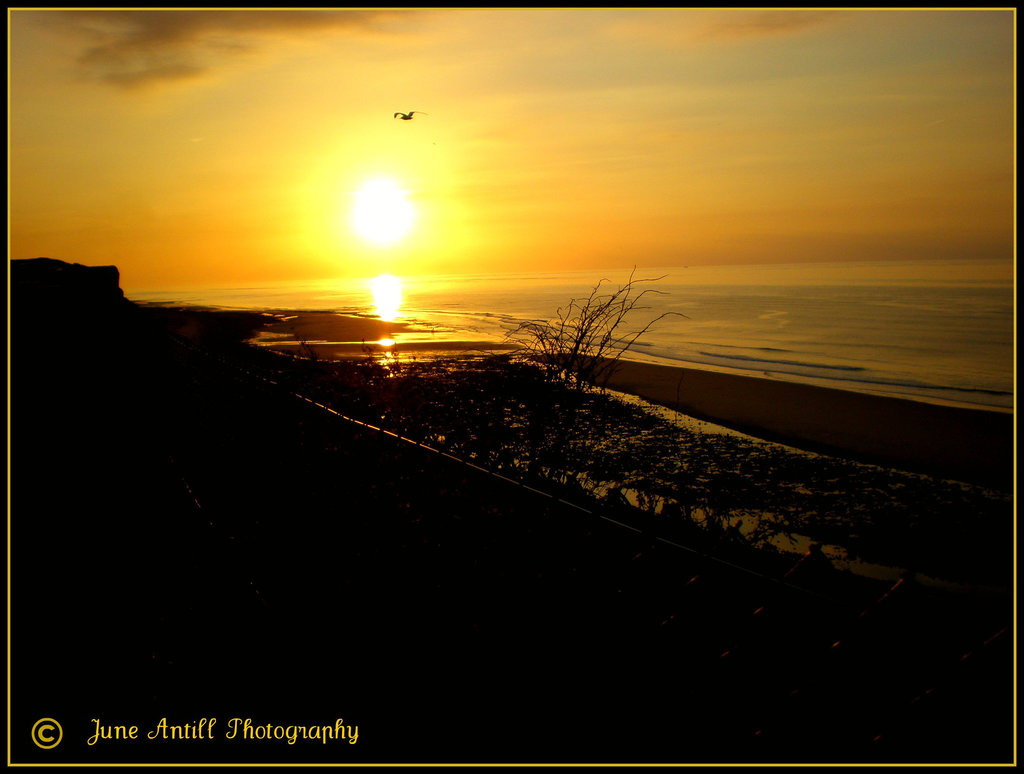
<box><xmin>129</xmin><ymin>258</ymin><xmax>1014</xmax><ymax>412</ymax></box>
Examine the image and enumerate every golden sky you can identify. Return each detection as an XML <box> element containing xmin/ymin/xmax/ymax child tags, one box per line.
<box><xmin>8</xmin><ymin>9</ymin><xmax>1016</xmax><ymax>291</ymax></box>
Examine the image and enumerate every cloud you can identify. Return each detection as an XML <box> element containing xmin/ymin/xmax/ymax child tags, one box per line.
<box><xmin>601</xmin><ymin>9</ymin><xmax>843</xmax><ymax>49</ymax></box>
<box><xmin>41</xmin><ymin>9</ymin><xmax>408</xmax><ymax>88</ymax></box>
<box><xmin>700</xmin><ymin>10</ymin><xmax>841</xmax><ymax>40</ymax></box>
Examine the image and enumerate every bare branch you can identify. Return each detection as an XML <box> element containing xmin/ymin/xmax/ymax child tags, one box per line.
<box><xmin>508</xmin><ymin>269</ymin><xmax>686</xmax><ymax>392</ymax></box>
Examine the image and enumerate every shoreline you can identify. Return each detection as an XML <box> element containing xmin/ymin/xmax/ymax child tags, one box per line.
<box><xmin>170</xmin><ymin>308</ymin><xmax>1013</xmax><ymax>488</ymax></box>
<box><xmin>602</xmin><ymin>358</ymin><xmax>1012</xmax><ymax>489</ymax></box>
<box><xmin>247</xmin><ymin>309</ymin><xmax>518</xmax><ymax>356</ymax></box>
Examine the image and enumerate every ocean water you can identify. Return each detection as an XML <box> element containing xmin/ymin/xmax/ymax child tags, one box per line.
<box><xmin>129</xmin><ymin>258</ymin><xmax>1014</xmax><ymax>411</ymax></box>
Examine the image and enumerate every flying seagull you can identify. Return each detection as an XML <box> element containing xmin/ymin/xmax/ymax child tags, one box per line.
<box><xmin>394</xmin><ymin>111</ymin><xmax>428</xmax><ymax>120</ymax></box>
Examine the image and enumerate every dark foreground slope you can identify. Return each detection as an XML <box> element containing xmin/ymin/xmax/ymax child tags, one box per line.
<box><xmin>9</xmin><ymin>260</ymin><xmax>1014</xmax><ymax>765</ymax></box>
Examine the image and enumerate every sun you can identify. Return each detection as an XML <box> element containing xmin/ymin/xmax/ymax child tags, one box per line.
<box><xmin>352</xmin><ymin>179</ymin><xmax>415</xmax><ymax>246</ymax></box>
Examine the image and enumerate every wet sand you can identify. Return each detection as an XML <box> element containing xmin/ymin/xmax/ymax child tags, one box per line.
<box><xmin>254</xmin><ymin>310</ymin><xmax>416</xmax><ymax>343</ymax></box>
<box><xmin>250</xmin><ymin>311</ymin><xmax>518</xmax><ymax>357</ymax></box>
<box><xmin>603</xmin><ymin>359</ymin><xmax>1012</xmax><ymax>487</ymax></box>
<box><xmin>252</xmin><ymin>311</ymin><xmax>1011</xmax><ymax>487</ymax></box>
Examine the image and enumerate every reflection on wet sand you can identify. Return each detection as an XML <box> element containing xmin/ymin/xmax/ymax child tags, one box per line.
<box><xmin>248</xmin><ymin>311</ymin><xmax>519</xmax><ymax>361</ymax></box>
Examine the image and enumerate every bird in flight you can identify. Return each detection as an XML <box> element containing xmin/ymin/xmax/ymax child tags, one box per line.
<box><xmin>394</xmin><ymin>111</ymin><xmax>428</xmax><ymax>120</ymax></box>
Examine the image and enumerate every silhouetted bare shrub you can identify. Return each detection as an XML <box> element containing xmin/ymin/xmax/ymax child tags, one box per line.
<box><xmin>508</xmin><ymin>268</ymin><xmax>683</xmax><ymax>392</ymax></box>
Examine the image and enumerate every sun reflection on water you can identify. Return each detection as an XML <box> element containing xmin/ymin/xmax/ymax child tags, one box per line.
<box><xmin>370</xmin><ymin>274</ymin><xmax>402</xmax><ymax>322</ymax></box>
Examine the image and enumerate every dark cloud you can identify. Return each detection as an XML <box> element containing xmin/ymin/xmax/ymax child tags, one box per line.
<box><xmin>702</xmin><ymin>10</ymin><xmax>841</xmax><ymax>40</ymax></box>
<box><xmin>42</xmin><ymin>9</ymin><xmax>408</xmax><ymax>88</ymax></box>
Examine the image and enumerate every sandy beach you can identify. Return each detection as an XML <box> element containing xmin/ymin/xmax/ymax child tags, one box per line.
<box><xmin>603</xmin><ymin>359</ymin><xmax>1013</xmax><ymax>488</ymax></box>
<box><xmin>245</xmin><ymin>311</ymin><xmax>1012</xmax><ymax>488</ymax></box>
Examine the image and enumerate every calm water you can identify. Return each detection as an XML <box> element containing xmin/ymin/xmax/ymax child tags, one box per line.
<box><xmin>130</xmin><ymin>258</ymin><xmax>1014</xmax><ymax>411</ymax></box>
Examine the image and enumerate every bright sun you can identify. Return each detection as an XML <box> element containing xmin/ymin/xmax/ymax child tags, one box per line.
<box><xmin>352</xmin><ymin>179</ymin><xmax>415</xmax><ymax>246</ymax></box>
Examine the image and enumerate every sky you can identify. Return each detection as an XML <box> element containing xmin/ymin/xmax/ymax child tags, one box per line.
<box><xmin>8</xmin><ymin>8</ymin><xmax>1016</xmax><ymax>292</ymax></box>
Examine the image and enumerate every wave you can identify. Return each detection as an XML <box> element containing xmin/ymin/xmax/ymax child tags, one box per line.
<box><xmin>696</xmin><ymin>351</ymin><xmax>867</xmax><ymax>373</ymax></box>
<box><xmin>631</xmin><ymin>340</ymin><xmax>791</xmax><ymax>355</ymax></box>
